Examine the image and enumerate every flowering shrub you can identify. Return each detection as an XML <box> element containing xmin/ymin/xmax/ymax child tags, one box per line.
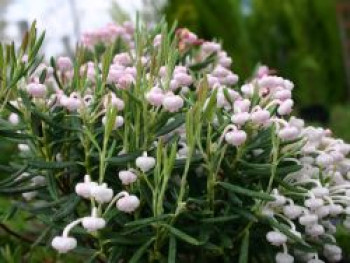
<box><xmin>1</xmin><ymin>21</ymin><xmax>350</xmax><ymax>263</ymax></box>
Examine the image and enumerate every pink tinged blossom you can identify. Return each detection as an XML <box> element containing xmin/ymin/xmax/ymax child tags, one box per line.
<box><xmin>201</xmin><ymin>41</ymin><xmax>221</xmax><ymax>53</ymax></box>
<box><xmin>8</xmin><ymin>113</ymin><xmax>20</xmax><ymax>125</ymax></box>
<box><xmin>75</xmin><ymin>175</ymin><xmax>98</xmax><ymax>199</ymax></box>
<box><xmin>266</xmin><ymin>231</ymin><xmax>287</xmax><ymax>246</ymax></box>
<box><xmin>146</xmin><ymin>87</ymin><xmax>165</xmax><ymax>107</ymax></box>
<box><xmin>173</xmin><ymin>72</ymin><xmax>193</xmax><ymax>86</ymax></box>
<box><xmin>274</xmin><ymin>89</ymin><xmax>292</xmax><ymax>100</ymax></box>
<box><xmin>206</xmin><ymin>75</ymin><xmax>220</xmax><ymax>89</ymax></box>
<box><xmin>136</xmin><ymin>152</ymin><xmax>156</xmax><ymax>172</ymax></box>
<box><xmin>162</xmin><ymin>93</ymin><xmax>184</xmax><ymax>113</ymax></box>
<box><xmin>256</xmin><ymin>65</ymin><xmax>270</xmax><ymax>79</ymax></box>
<box><xmin>26</xmin><ymin>83</ymin><xmax>46</xmax><ymax>98</ymax></box>
<box><xmin>231</xmin><ymin>112</ymin><xmax>250</xmax><ymax>126</ymax></box>
<box><xmin>316</xmin><ymin>154</ymin><xmax>334</xmax><ymax>167</ymax></box>
<box><xmin>278</xmin><ymin>126</ymin><xmax>299</xmax><ymax>141</ymax></box>
<box><xmin>117</xmin><ymin>74</ymin><xmax>134</xmax><ymax>89</ymax></box>
<box><xmin>170</xmin><ymin>79</ymin><xmax>180</xmax><ymax>91</ymax></box>
<box><xmin>153</xmin><ymin>34</ymin><xmax>162</xmax><ymax>47</ymax></box>
<box><xmin>125</xmin><ymin>67</ymin><xmax>137</xmax><ymax>77</ymax></box>
<box><xmin>241</xmin><ymin>83</ymin><xmax>254</xmax><ymax>97</ymax></box>
<box><xmin>107</xmin><ymin>69</ymin><xmax>124</xmax><ymax>83</ymax></box>
<box><xmin>234</xmin><ymin>99</ymin><xmax>251</xmax><ymax>113</ymax></box>
<box><xmin>222</xmin><ymin>74</ymin><xmax>239</xmax><ymax>86</ymax></box>
<box><xmin>278</xmin><ymin>99</ymin><xmax>294</xmax><ymax>115</ymax></box>
<box><xmin>218</xmin><ymin>56</ymin><xmax>232</xmax><ymax>68</ymax></box>
<box><xmin>212</xmin><ymin>65</ymin><xmax>229</xmax><ymax>78</ymax></box>
<box><xmin>51</xmin><ymin>236</ymin><xmax>77</xmax><ymax>253</ymax></box>
<box><xmin>57</xmin><ymin>56</ymin><xmax>73</xmax><ymax>71</ymax></box>
<box><xmin>116</xmin><ymin>194</ymin><xmax>140</xmax><ymax>213</ymax></box>
<box><xmin>329</xmin><ymin>204</ymin><xmax>343</xmax><ymax>216</ymax></box>
<box><xmin>113</xmin><ymin>53</ymin><xmax>132</xmax><ymax>66</ymax></box>
<box><xmin>118</xmin><ymin>170</ymin><xmax>137</xmax><ymax>185</ymax></box>
<box><xmin>225</xmin><ymin>130</ymin><xmax>247</xmax><ymax>146</ymax></box>
<box><xmin>251</xmin><ymin>109</ymin><xmax>270</xmax><ymax>125</ymax></box>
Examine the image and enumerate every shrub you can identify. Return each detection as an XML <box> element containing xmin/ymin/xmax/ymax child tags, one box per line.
<box><xmin>0</xmin><ymin>21</ymin><xmax>350</xmax><ymax>262</ymax></box>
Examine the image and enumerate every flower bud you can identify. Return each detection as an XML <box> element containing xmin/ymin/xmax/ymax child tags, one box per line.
<box><xmin>162</xmin><ymin>93</ymin><xmax>184</xmax><ymax>113</ymax></box>
<box><xmin>51</xmin><ymin>236</ymin><xmax>77</xmax><ymax>253</ymax></box>
<box><xmin>82</xmin><ymin>217</ymin><xmax>106</xmax><ymax>232</ymax></box>
<box><xmin>146</xmin><ymin>87</ymin><xmax>164</xmax><ymax>107</ymax></box>
<box><xmin>118</xmin><ymin>170</ymin><xmax>137</xmax><ymax>185</ymax></box>
<box><xmin>231</xmin><ymin>112</ymin><xmax>250</xmax><ymax>126</ymax></box>
<box><xmin>116</xmin><ymin>194</ymin><xmax>140</xmax><ymax>213</ymax></box>
<box><xmin>316</xmin><ymin>154</ymin><xmax>333</xmax><ymax>167</ymax></box>
<box><xmin>305</xmin><ymin>224</ymin><xmax>325</xmax><ymax>237</ymax></box>
<box><xmin>173</xmin><ymin>72</ymin><xmax>193</xmax><ymax>86</ymax></box>
<box><xmin>90</xmin><ymin>184</ymin><xmax>114</xmax><ymax>204</ymax></box>
<box><xmin>299</xmin><ymin>214</ymin><xmax>318</xmax><ymax>226</ymax></box>
<box><xmin>277</xmin><ymin>99</ymin><xmax>293</xmax><ymax>115</ymax></box>
<box><xmin>136</xmin><ymin>152</ymin><xmax>156</xmax><ymax>172</ymax></box>
<box><xmin>27</xmin><ymin>83</ymin><xmax>46</xmax><ymax>98</ymax></box>
<box><xmin>266</xmin><ymin>231</ymin><xmax>287</xmax><ymax>246</ymax></box>
<box><xmin>278</xmin><ymin>126</ymin><xmax>299</xmax><ymax>141</ymax></box>
<box><xmin>8</xmin><ymin>113</ymin><xmax>20</xmax><ymax>125</ymax></box>
<box><xmin>283</xmin><ymin>205</ymin><xmax>302</xmax><ymax>219</ymax></box>
<box><xmin>304</xmin><ymin>198</ymin><xmax>324</xmax><ymax>210</ymax></box>
<box><xmin>57</xmin><ymin>56</ymin><xmax>73</xmax><ymax>71</ymax></box>
<box><xmin>276</xmin><ymin>252</ymin><xmax>294</xmax><ymax>263</ymax></box>
<box><xmin>251</xmin><ymin>109</ymin><xmax>270</xmax><ymax>125</ymax></box>
<box><xmin>225</xmin><ymin>130</ymin><xmax>247</xmax><ymax>146</ymax></box>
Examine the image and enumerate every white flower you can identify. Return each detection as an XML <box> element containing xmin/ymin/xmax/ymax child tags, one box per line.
<box><xmin>304</xmin><ymin>198</ymin><xmax>324</xmax><ymax>210</ymax></box>
<box><xmin>90</xmin><ymin>183</ymin><xmax>114</xmax><ymax>204</ymax></box>
<box><xmin>162</xmin><ymin>93</ymin><xmax>184</xmax><ymax>113</ymax></box>
<box><xmin>82</xmin><ymin>217</ymin><xmax>106</xmax><ymax>232</ymax></box>
<box><xmin>305</xmin><ymin>224</ymin><xmax>325</xmax><ymax>237</ymax></box>
<box><xmin>283</xmin><ymin>205</ymin><xmax>302</xmax><ymax>219</ymax></box>
<box><xmin>266</xmin><ymin>231</ymin><xmax>287</xmax><ymax>246</ymax></box>
<box><xmin>299</xmin><ymin>214</ymin><xmax>318</xmax><ymax>226</ymax></box>
<box><xmin>118</xmin><ymin>170</ymin><xmax>137</xmax><ymax>185</ymax></box>
<box><xmin>75</xmin><ymin>175</ymin><xmax>97</xmax><ymax>199</ymax></box>
<box><xmin>231</xmin><ymin>112</ymin><xmax>250</xmax><ymax>126</ymax></box>
<box><xmin>225</xmin><ymin>130</ymin><xmax>247</xmax><ymax>146</ymax></box>
<box><xmin>276</xmin><ymin>252</ymin><xmax>294</xmax><ymax>263</ymax></box>
<box><xmin>136</xmin><ymin>152</ymin><xmax>156</xmax><ymax>172</ymax></box>
<box><xmin>26</xmin><ymin>83</ymin><xmax>46</xmax><ymax>98</ymax></box>
<box><xmin>116</xmin><ymin>193</ymin><xmax>140</xmax><ymax>213</ymax></box>
<box><xmin>8</xmin><ymin>113</ymin><xmax>20</xmax><ymax>125</ymax></box>
<box><xmin>51</xmin><ymin>236</ymin><xmax>77</xmax><ymax>253</ymax></box>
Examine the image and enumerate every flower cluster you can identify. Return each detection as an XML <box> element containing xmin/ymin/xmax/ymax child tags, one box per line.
<box><xmin>1</xmin><ymin>21</ymin><xmax>350</xmax><ymax>262</ymax></box>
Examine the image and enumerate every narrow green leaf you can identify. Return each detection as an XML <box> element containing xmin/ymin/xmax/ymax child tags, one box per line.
<box><xmin>217</xmin><ymin>182</ymin><xmax>275</xmax><ymax>201</ymax></box>
<box><xmin>162</xmin><ymin>224</ymin><xmax>203</xmax><ymax>246</ymax></box>
<box><xmin>168</xmin><ymin>235</ymin><xmax>177</xmax><ymax>263</ymax></box>
<box><xmin>129</xmin><ymin>238</ymin><xmax>154</xmax><ymax>263</ymax></box>
<box><xmin>238</xmin><ymin>230</ymin><xmax>249</xmax><ymax>263</ymax></box>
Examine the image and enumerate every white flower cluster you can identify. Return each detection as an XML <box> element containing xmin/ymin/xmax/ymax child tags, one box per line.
<box><xmin>51</xmin><ymin>151</ymin><xmax>155</xmax><ymax>253</ymax></box>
